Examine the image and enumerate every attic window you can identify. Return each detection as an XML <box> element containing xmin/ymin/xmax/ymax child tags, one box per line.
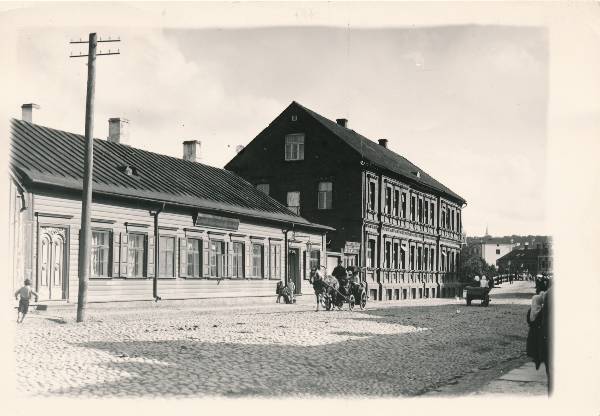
<box><xmin>413</xmin><ymin>170</ymin><xmax>421</xmax><ymax>178</ymax></box>
<box><xmin>291</xmin><ymin>115</ymin><xmax>298</xmax><ymax>121</ymax></box>
<box><xmin>119</xmin><ymin>164</ymin><xmax>139</xmax><ymax>176</ymax></box>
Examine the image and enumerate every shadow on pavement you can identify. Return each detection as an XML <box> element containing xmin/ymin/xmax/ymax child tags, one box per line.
<box><xmin>54</xmin><ymin>303</ymin><xmax>529</xmax><ymax>398</ymax></box>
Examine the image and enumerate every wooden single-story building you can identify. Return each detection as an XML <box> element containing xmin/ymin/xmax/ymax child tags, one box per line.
<box><xmin>8</xmin><ymin>111</ymin><xmax>332</xmax><ymax>303</ymax></box>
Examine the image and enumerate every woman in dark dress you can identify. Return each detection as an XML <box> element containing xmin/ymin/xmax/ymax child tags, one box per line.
<box><xmin>526</xmin><ymin>293</ymin><xmax>546</xmax><ymax>371</ymax></box>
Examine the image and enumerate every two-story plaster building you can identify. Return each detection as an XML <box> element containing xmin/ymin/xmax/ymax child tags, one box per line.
<box><xmin>226</xmin><ymin>101</ymin><xmax>466</xmax><ymax>301</ymax></box>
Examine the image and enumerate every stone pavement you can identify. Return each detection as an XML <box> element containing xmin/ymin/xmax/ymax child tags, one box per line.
<box><xmin>11</xmin><ymin>281</ymin><xmax>539</xmax><ymax>398</ymax></box>
<box><xmin>474</xmin><ymin>361</ymin><xmax>548</xmax><ymax>396</ymax></box>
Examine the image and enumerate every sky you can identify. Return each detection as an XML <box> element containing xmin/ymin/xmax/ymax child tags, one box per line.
<box><xmin>2</xmin><ymin>4</ymin><xmax>549</xmax><ymax>238</ymax></box>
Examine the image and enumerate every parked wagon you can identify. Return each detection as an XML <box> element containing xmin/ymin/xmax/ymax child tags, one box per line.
<box><xmin>463</xmin><ymin>286</ymin><xmax>491</xmax><ymax>306</ymax></box>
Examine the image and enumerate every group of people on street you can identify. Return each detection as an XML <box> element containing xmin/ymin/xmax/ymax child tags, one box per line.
<box><xmin>308</xmin><ymin>260</ymin><xmax>363</xmax><ymax>311</ymax></box>
<box><xmin>526</xmin><ymin>275</ymin><xmax>552</xmax><ymax>394</ymax></box>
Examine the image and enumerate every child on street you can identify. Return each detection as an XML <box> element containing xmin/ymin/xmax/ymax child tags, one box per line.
<box><xmin>15</xmin><ymin>279</ymin><xmax>39</xmax><ymax>323</ymax></box>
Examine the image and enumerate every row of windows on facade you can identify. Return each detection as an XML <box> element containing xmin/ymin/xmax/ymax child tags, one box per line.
<box><xmin>364</xmin><ymin>239</ymin><xmax>460</xmax><ymax>273</ymax></box>
<box><xmin>256</xmin><ymin>182</ymin><xmax>332</xmax><ymax>214</ymax></box>
<box><xmin>368</xmin><ymin>182</ymin><xmax>461</xmax><ymax>232</ymax></box>
<box><xmin>90</xmin><ymin>230</ymin><xmax>320</xmax><ymax>279</ymax></box>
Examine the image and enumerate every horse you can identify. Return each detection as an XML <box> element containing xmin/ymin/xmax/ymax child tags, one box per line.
<box><xmin>310</xmin><ymin>270</ymin><xmax>339</xmax><ymax>311</ymax></box>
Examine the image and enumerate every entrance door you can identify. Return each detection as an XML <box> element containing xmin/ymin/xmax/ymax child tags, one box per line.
<box><xmin>38</xmin><ymin>227</ymin><xmax>67</xmax><ymax>300</ymax></box>
<box><xmin>288</xmin><ymin>248</ymin><xmax>301</xmax><ymax>294</ymax></box>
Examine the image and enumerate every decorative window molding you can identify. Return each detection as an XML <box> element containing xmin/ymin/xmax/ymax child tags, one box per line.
<box><xmin>92</xmin><ymin>218</ymin><xmax>116</xmax><ymax>224</ymax></box>
<box><xmin>35</xmin><ymin>212</ymin><xmax>74</xmax><ymax>219</ymax></box>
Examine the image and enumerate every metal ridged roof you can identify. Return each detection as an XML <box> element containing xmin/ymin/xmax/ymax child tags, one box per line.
<box><xmin>292</xmin><ymin>102</ymin><xmax>466</xmax><ymax>204</ymax></box>
<box><xmin>10</xmin><ymin>118</ymin><xmax>331</xmax><ymax>229</ymax></box>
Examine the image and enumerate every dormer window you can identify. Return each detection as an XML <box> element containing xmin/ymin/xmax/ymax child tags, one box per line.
<box><xmin>291</xmin><ymin>115</ymin><xmax>298</xmax><ymax>121</ymax></box>
<box><xmin>285</xmin><ymin>133</ymin><xmax>305</xmax><ymax>161</ymax></box>
<box><xmin>119</xmin><ymin>164</ymin><xmax>139</xmax><ymax>176</ymax></box>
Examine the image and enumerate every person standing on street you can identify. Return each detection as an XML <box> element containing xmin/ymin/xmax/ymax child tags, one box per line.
<box><xmin>332</xmin><ymin>259</ymin><xmax>347</xmax><ymax>283</ymax></box>
<box><xmin>15</xmin><ymin>279</ymin><xmax>39</xmax><ymax>324</ymax></box>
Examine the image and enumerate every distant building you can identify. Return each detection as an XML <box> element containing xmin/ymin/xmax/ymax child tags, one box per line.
<box><xmin>226</xmin><ymin>101</ymin><xmax>466</xmax><ymax>301</ymax></box>
<box><xmin>464</xmin><ymin>234</ymin><xmax>551</xmax><ymax>269</ymax></box>
<box><xmin>496</xmin><ymin>240</ymin><xmax>553</xmax><ymax>277</ymax></box>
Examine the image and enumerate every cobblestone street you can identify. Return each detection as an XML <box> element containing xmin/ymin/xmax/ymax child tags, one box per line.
<box><xmin>13</xmin><ymin>282</ymin><xmax>535</xmax><ymax>398</ymax></box>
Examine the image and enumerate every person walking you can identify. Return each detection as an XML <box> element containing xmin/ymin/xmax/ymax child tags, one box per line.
<box><xmin>526</xmin><ymin>291</ymin><xmax>551</xmax><ymax>394</ymax></box>
<box><xmin>15</xmin><ymin>279</ymin><xmax>39</xmax><ymax>324</ymax></box>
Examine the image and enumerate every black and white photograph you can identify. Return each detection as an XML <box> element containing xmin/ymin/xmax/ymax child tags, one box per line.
<box><xmin>1</xmin><ymin>1</ymin><xmax>599</xmax><ymax>414</ymax></box>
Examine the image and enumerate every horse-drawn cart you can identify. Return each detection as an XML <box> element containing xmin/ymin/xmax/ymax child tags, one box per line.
<box><xmin>320</xmin><ymin>274</ymin><xmax>367</xmax><ymax>311</ymax></box>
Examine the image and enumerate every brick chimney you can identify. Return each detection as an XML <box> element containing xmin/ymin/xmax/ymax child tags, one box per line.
<box><xmin>336</xmin><ymin>118</ymin><xmax>348</xmax><ymax>128</ymax></box>
<box><xmin>21</xmin><ymin>103</ymin><xmax>40</xmax><ymax>123</ymax></box>
<box><xmin>378</xmin><ymin>139</ymin><xmax>388</xmax><ymax>148</ymax></box>
<box><xmin>183</xmin><ymin>140</ymin><xmax>201</xmax><ymax>163</ymax></box>
<box><xmin>108</xmin><ymin>118</ymin><xmax>130</xmax><ymax>145</ymax></box>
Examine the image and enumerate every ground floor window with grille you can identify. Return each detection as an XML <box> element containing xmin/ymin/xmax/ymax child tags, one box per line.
<box><xmin>232</xmin><ymin>242</ymin><xmax>244</xmax><ymax>278</ymax></box>
<box><xmin>367</xmin><ymin>239</ymin><xmax>376</xmax><ymax>267</ymax></box>
<box><xmin>252</xmin><ymin>243</ymin><xmax>263</xmax><ymax>277</ymax></box>
<box><xmin>159</xmin><ymin>236</ymin><xmax>175</xmax><ymax>277</ymax></box>
<box><xmin>128</xmin><ymin>233</ymin><xmax>146</xmax><ymax>278</ymax></box>
<box><xmin>91</xmin><ymin>230</ymin><xmax>110</xmax><ymax>277</ymax></box>
<box><xmin>210</xmin><ymin>240</ymin><xmax>226</xmax><ymax>277</ymax></box>
<box><xmin>186</xmin><ymin>238</ymin><xmax>202</xmax><ymax>278</ymax></box>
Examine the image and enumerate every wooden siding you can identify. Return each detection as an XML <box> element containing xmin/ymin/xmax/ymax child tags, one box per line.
<box><xmin>29</xmin><ymin>192</ymin><xmax>323</xmax><ymax>302</ymax></box>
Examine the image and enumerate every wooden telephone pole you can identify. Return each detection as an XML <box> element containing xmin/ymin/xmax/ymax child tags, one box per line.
<box><xmin>70</xmin><ymin>33</ymin><xmax>120</xmax><ymax>322</ymax></box>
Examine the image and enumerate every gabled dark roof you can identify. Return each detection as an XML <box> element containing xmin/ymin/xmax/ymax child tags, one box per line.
<box><xmin>291</xmin><ymin>102</ymin><xmax>466</xmax><ymax>204</ymax></box>
<box><xmin>9</xmin><ymin>119</ymin><xmax>332</xmax><ymax>230</ymax></box>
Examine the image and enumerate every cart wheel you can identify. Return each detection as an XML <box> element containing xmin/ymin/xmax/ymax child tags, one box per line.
<box><xmin>359</xmin><ymin>291</ymin><xmax>367</xmax><ymax>310</ymax></box>
<box><xmin>348</xmin><ymin>294</ymin><xmax>355</xmax><ymax>311</ymax></box>
<box><xmin>325</xmin><ymin>295</ymin><xmax>332</xmax><ymax>311</ymax></box>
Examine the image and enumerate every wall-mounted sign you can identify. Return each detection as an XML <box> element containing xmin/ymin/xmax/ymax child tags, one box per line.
<box><xmin>344</xmin><ymin>241</ymin><xmax>361</xmax><ymax>254</ymax></box>
<box><xmin>194</xmin><ymin>212</ymin><xmax>239</xmax><ymax>231</ymax></box>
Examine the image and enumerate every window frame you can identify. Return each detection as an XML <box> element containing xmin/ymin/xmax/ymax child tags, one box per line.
<box><xmin>186</xmin><ymin>237</ymin><xmax>202</xmax><ymax>278</ymax></box>
<box><xmin>158</xmin><ymin>235</ymin><xmax>176</xmax><ymax>278</ymax></box>
<box><xmin>127</xmin><ymin>232</ymin><xmax>147</xmax><ymax>278</ymax></box>
<box><xmin>251</xmin><ymin>243</ymin><xmax>264</xmax><ymax>278</ymax></box>
<box><xmin>284</xmin><ymin>133</ymin><xmax>305</xmax><ymax>161</ymax></box>
<box><xmin>209</xmin><ymin>239</ymin><xmax>227</xmax><ymax>278</ymax></box>
<box><xmin>286</xmin><ymin>191</ymin><xmax>301</xmax><ymax>215</ymax></box>
<box><xmin>317</xmin><ymin>181</ymin><xmax>333</xmax><ymax>210</ymax></box>
<box><xmin>91</xmin><ymin>229</ymin><xmax>111</xmax><ymax>278</ymax></box>
<box><xmin>256</xmin><ymin>183</ymin><xmax>270</xmax><ymax>195</ymax></box>
<box><xmin>232</xmin><ymin>241</ymin><xmax>244</xmax><ymax>278</ymax></box>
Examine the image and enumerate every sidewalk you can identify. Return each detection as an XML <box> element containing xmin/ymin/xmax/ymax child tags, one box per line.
<box><xmin>473</xmin><ymin>361</ymin><xmax>548</xmax><ymax>396</ymax></box>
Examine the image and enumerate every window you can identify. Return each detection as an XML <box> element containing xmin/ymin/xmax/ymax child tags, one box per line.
<box><xmin>210</xmin><ymin>240</ymin><xmax>226</xmax><ymax>277</ymax></box>
<box><xmin>385</xmin><ymin>241</ymin><xmax>391</xmax><ymax>268</ymax></box>
<box><xmin>368</xmin><ymin>182</ymin><xmax>376</xmax><ymax>211</ymax></box>
<box><xmin>309</xmin><ymin>250</ymin><xmax>320</xmax><ymax>271</ymax></box>
<box><xmin>393</xmin><ymin>242</ymin><xmax>399</xmax><ymax>268</ymax></box>
<box><xmin>411</xmin><ymin>196</ymin><xmax>416</xmax><ymax>221</ymax></box>
<box><xmin>186</xmin><ymin>238</ymin><xmax>202</xmax><ymax>278</ymax></box>
<box><xmin>287</xmin><ymin>191</ymin><xmax>301</xmax><ymax>215</ymax></box>
<box><xmin>232</xmin><ymin>242</ymin><xmax>244</xmax><ymax>278</ymax></box>
<box><xmin>447</xmin><ymin>210</ymin><xmax>451</xmax><ymax>230</ymax></box>
<box><xmin>91</xmin><ymin>230</ymin><xmax>110</xmax><ymax>277</ymax></box>
<box><xmin>128</xmin><ymin>233</ymin><xmax>146</xmax><ymax>278</ymax></box>
<box><xmin>496</xmin><ymin>249</ymin><xmax>501</xmax><ymax>255</ymax></box>
<box><xmin>393</xmin><ymin>189</ymin><xmax>400</xmax><ymax>216</ymax></box>
<box><xmin>285</xmin><ymin>133</ymin><xmax>305</xmax><ymax>161</ymax></box>
<box><xmin>256</xmin><ymin>183</ymin><xmax>270</xmax><ymax>195</ymax></box>
<box><xmin>318</xmin><ymin>182</ymin><xmax>333</xmax><ymax>210</ymax></box>
<box><xmin>430</xmin><ymin>203</ymin><xmax>435</xmax><ymax>226</ymax></box>
<box><xmin>451</xmin><ymin>210</ymin><xmax>455</xmax><ymax>231</ymax></box>
<box><xmin>159</xmin><ymin>236</ymin><xmax>175</xmax><ymax>277</ymax></box>
<box><xmin>252</xmin><ymin>244</ymin><xmax>264</xmax><ymax>277</ymax></box>
<box><xmin>367</xmin><ymin>239</ymin><xmax>376</xmax><ymax>267</ymax></box>
<box><xmin>385</xmin><ymin>186</ymin><xmax>392</xmax><ymax>214</ymax></box>
<box><xmin>418</xmin><ymin>198</ymin><xmax>423</xmax><ymax>222</ymax></box>
<box><xmin>401</xmin><ymin>247</ymin><xmax>406</xmax><ymax>269</ymax></box>
<box><xmin>424</xmin><ymin>247</ymin><xmax>429</xmax><ymax>270</ymax></box>
<box><xmin>410</xmin><ymin>246</ymin><xmax>415</xmax><ymax>270</ymax></box>
<box><xmin>417</xmin><ymin>246</ymin><xmax>422</xmax><ymax>270</ymax></box>
<box><xmin>441</xmin><ymin>209</ymin><xmax>446</xmax><ymax>228</ymax></box>
<box><xmin>424</xmin><ymin>201</ymin><xmax>429</xmax><ymax>224</ymax></box>
<box><xmin>291</xmin><ymin>114</ymin><xmax>298</xmax><ymax>121</ymax></box>
<box><xmin>457</xmin><ymin>211</ymin><xmax>461</xmax><ymax>232</ymax></box>
<box><xmin>401</xmin><ymin>193</ymin><xmax>407</xmax><ymax>218</ymax></box>
<box><xmin>430</xmin><ymin>248</ymin><xmax>435</xmax><ymax>270</ymax></box>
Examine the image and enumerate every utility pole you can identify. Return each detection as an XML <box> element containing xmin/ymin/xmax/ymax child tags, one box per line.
<box><xmin>70</xmin><ymin>33</ymin><xmax>120</xmax><ymax>322</ymax></box>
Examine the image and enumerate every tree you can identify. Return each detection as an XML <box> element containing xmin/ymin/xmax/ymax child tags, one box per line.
<box><xmin>459</xmin><ymin>248</ymin><xmax>488</xmax><ymax>283</ymax></box>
